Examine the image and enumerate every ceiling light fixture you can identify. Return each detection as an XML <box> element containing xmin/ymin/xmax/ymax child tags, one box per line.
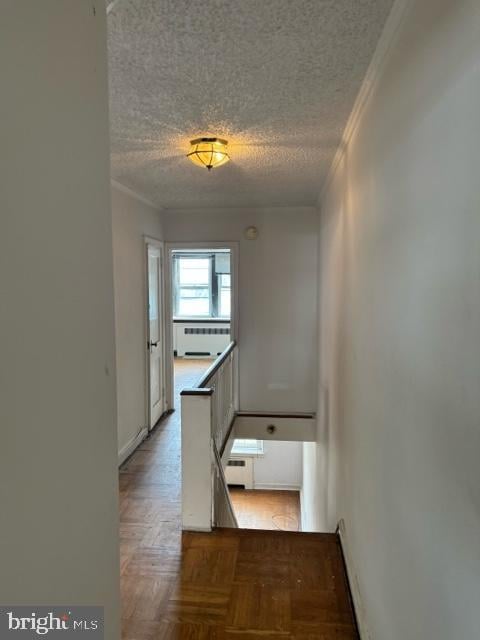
<box><xmin>187</xmin><ymin>137</ymin><xmax>230</xmax><ymax>171</ymax></box>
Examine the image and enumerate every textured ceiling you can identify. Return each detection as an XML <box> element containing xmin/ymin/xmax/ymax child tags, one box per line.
<box><xmin>108</xmin><ymin>0</ymin><xmax>394</xmax><ymax>209</ymax></box>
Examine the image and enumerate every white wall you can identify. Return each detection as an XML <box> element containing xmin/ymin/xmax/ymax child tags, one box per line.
<box><xmin>163</xmin><ymin>207</ymin><xmax>318</xmax><ymax>412</ymax></box>
<box><xmin>111</xmin><ymin>185</ymin><xmax>163</xmax><ymax>459</ymax></box>
<box><xmin>317</xmin><ymin>1</ymin><xmax>480</xmax><ymax>639</ymax></box>
<box><xmin>0</xmin><ymin>3</ymin><xmax>119</xmax><ymax>638</ymax></box>
<box><xmin>301</xmin><ymin>442</ymin><xmax>324</xmax><ymax>532</ymax></box>
<box><xmin>253</xmin><ymin>441</ymin><xmax>302</xmax><ymax>490</ymax></box>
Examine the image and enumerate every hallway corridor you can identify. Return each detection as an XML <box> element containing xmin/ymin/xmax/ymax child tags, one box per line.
<box><xmin>119</xmin><ymin>359</ymin><xmax>358</xmax><ymax>639</ymax></box>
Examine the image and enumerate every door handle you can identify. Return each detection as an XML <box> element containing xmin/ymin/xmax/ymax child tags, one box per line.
<box><xmin>148</xmin><ymin>340</ymin><xmax>159</xmax><ymax>348</ymax></box>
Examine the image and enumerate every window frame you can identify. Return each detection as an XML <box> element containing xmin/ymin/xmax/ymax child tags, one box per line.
<box><xmin>218</xmin><ymin>273</ymin><xmax>231</xmax><ymax>318</ymax></box>
<box><xmin>172</xmin><ymin>251</ymin><xmax>231</xmax><ymax>320</ymax></box>
<box><xmin>230</xmin><ymin>439</ymin><xmax>264</xmax><ymax>457</ymax></box>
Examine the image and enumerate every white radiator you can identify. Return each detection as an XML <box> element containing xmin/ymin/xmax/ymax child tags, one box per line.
<box><xmin>174</xmin><ymin>322</ymin><xmax>230</xmax><ymax>357</ymax></box>
<box><xmin>225</xmin><ymin>458</ymin><xmax>254</xmax><ymax>489</ymax></box>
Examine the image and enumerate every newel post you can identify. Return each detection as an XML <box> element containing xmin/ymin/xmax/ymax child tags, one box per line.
<box><xmin>181</xmin><ymin>388</ymin><xmax>213</xmax><ymax>531</ymax></box>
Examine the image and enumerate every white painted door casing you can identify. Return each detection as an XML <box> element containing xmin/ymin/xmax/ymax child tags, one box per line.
<box><xmin>147</xmin><ymin>243</ymin><xmax>165</xmax><ymax>428</ymax></box>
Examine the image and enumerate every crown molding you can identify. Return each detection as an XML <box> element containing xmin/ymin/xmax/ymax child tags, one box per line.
<box><xmin>110</xmin><ymin>179</ymin><xmax>161</xmax><ymax>210</ymax></box>
<box><xmin>106</xmin><ymin>0</ymin><xmax>122</xmax><ymax>15</ymax></box>
<box><xmin>318</xmin><ymin>0</ymin><xmax>415</xmax><ymax>205</ymax></box>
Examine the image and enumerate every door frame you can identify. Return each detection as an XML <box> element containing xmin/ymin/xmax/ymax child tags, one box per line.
<box><xmin>144</xmin><ymin>236</ymin><xmax>167</xmax><ymax>428</ymax></box>
<box><xmin>164</xmin><ymin>241</ymin><xmax>239</xmax><ymax>411</ymax></box>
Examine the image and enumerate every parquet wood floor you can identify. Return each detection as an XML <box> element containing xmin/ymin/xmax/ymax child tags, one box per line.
<box><xmin>230</xmin><ymin>488</ymin><xmax>301</xmax><ymax>531</ymax></box>
<box><xmin>120</xmin><ymin>359</ymin><xmax>359</xmax><ymax>639</ymax></box>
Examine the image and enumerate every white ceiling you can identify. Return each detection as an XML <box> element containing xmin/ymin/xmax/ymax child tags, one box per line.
<box><xmin>107</xmin><ymin>0</ymin><xmax>394</xmax><ymax>209</ymax></box>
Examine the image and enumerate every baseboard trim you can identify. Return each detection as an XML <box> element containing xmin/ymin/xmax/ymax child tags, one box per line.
<box><xmin>338</xmin><ymin>519</ymin><xmax>372</xmax><ymax>640</ymax></box>
<box><xmin>253</xmin><ymin>483</ymin><xmax>301</xmax><ymax>491</ymax></box>
<box><xmin>118</xmin><ymin>427</ymin><xmax>148</xmax><ymax>466</ymax></box>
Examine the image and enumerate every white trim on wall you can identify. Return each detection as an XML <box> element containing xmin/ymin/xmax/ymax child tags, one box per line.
<box><xmin>106</xmin><ymin>0</ymin><xmax>123</xmax><ymax>15</ymax></box>
<box><xmin>234</xmin><ymin>413</ymin><xmax>316</xmax><ymax>442</ymax></box>
<box><xmin>338</xmin><ymin>519</ymin><xmax>371</xmax><ymax>640</ymax></box>
<box><xmin>319</xmin><ymin>0</ymin><xmax>415</xmax><ymax>203</ymax></box>
<box><xmin>254</xmin><ymin>483</ymin><xmax>301</xmax><ymax>491</ymax></box>
<box><xmin>118</xmin><ymin>427</ymin><xmax>148</xmax><ymax>466</ymax></box>
<box><xmin>111</xmin><ymin>179</ymin><xmax>159</xmax><ymax>210</ymax></box>
<box><xmin>144</xmin><ymin>236</ymin><xmax>167</xmax><ymax>424</ymax></box>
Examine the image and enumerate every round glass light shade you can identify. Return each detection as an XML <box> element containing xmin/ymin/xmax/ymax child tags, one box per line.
<box><xmin>187</xmin><ymin>137</ymin><xmax>230</xmax><ymax>170</ymax></box>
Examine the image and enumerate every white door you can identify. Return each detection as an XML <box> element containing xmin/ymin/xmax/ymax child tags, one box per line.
<box><xmin>147</xmin><ymin>243</ymin><xmax>165</xmax><ymax>428</ymax></box>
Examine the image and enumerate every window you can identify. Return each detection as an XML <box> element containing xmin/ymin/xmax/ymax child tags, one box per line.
<box><xmin>219</xmin><ymin>273</ymin><xmax>231</xmax><ymax>317</ymax></box>
<box><xmin>173</xmin><ymin>251</ymin><xmax>231</xmax><ymax>319</ymax></box>
<box><xmin>231</xmin><ymin>439</ymin><xmax>264</xmax><ymax>456</ymax></box>
<box><xmin>177</xmin><ymin>257</ymin><xmax>210</xmax><ymax>317</ymax></box>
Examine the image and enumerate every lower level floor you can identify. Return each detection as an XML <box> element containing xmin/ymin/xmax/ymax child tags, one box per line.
<box><xmin>230</xmin><ymin>488</ymin><xmax>301</xmax><ymax>531</ymax></box>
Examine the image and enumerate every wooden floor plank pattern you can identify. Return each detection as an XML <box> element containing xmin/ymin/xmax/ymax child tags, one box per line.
<box><xmin>120</xmin><ymin>358</ymin><xmax>358</xmax><ymax>639</ymax></box>
<box><xmin>229</xmin><ymin>488</ymin><xmax>301</xmax><ymax>531</ymax></box>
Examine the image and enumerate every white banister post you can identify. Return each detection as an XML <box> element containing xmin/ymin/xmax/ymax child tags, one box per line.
<box><xmin>233</xmin><ymin>347</ymin><xmax>239</xmax><ymax>412</ymax></box>
<box><xmin>181</xmin><ymin>388</ymin><xmax>213</xmax><ymax>531</ymax></box>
